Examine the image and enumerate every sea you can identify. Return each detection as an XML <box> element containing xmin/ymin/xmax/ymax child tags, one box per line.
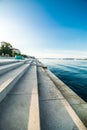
<box><xmin>39</xmin><ymin>58</ymin><xmax>87</xmax><ymax>102</ymax></box>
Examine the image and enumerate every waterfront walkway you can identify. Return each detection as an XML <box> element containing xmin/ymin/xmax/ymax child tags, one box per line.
<box><xmin>0</xmin><ymin>59</ymin><xmax>87</xmax><ymax>130</ymax></box>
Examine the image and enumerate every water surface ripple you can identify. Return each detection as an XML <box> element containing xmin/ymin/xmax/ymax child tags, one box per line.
<box><xmin>40</xmin><ymin>59</ymin><xmax>87</xmax><ymax>102</ymax></box>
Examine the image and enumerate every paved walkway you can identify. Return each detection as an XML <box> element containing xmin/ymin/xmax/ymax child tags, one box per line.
<box><xmin>37</xmin><ymin>67</ymin><xmax>86</xmax><ymax>130</ymax></box>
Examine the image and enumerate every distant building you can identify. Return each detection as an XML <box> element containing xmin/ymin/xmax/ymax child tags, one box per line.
<box><xmin>12</xmin><ymin>48</ymin><xmax>21</xmax><ymax>54</ymax></box>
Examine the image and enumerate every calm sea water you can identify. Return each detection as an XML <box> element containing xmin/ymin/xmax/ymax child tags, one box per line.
<box><xmin>39</xmin><ymin>58</ymin><xmax>87</xmax><ymax>102</ymax></box>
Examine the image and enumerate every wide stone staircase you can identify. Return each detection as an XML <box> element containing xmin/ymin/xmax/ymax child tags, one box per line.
<box><xmin>0</xmin><ymin>59</ymin><xmax>87</xmax><ymax>130</ymax></box>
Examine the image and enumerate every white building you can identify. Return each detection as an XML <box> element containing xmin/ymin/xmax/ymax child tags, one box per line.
<box><xmin>12</xmin><ymin>48</ymin><xmax>21</xmax><ymax>54</ymax></box>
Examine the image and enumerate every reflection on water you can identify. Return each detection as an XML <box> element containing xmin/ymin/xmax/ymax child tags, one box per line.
<box><xmin>39</xmin><ymin>59</ymin><xmax>87</xmax><ymax>102</ymax></box>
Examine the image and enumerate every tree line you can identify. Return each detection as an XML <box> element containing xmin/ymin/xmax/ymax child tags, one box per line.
<box><xmin>0</xmin><ymin>41</ymin><xmax>28</xmax><ymax>58</ymax></box>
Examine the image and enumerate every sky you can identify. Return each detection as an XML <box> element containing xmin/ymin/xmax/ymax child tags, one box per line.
<box><xmin>0</xmin><ymin>0</ymin><xmax>87</xmax><ymax>58</ymax></box>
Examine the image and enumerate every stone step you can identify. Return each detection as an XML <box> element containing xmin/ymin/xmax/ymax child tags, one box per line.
<box><xmin>0</xmin><ymin>63</ymin><xmax>31</xmax><ymax>103</ymax></box>
<box><xmin>0</xmin><ymin>61</ymin><xmax>27</xmax><ymax>75</ymax></box>
<box><xmin>0</xmin><ymin>62</ymin><xmax>40</xmax><ymax>130</ymax></box>
<box><xmin>0</xmin><ymin>60</ymin><xmax>19</xmax><ymax>66</ymax></box>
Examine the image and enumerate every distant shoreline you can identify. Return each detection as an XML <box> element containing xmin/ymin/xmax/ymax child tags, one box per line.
<box><xmin>39</xmin><ymin>58</ymin><xmax>87</xmax><ymax>60</ymax></box>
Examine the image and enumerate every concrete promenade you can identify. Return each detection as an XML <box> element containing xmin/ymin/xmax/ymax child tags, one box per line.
<box><xmin>0</xmin><ymin>59</ymin><xmax>87</xmax><ymax>130</ymax></box>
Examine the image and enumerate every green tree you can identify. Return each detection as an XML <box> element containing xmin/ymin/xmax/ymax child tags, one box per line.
<box><xmin>0</xmin><ymin>42</ymin><xmax>13</xmax><ymax>56</ymax></box>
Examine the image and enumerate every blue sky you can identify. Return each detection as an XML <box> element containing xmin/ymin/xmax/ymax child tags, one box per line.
<box><xmin>0</xmin><ymin>0</ymin><xmax>87</xmax><ymax>58</ymax></box>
